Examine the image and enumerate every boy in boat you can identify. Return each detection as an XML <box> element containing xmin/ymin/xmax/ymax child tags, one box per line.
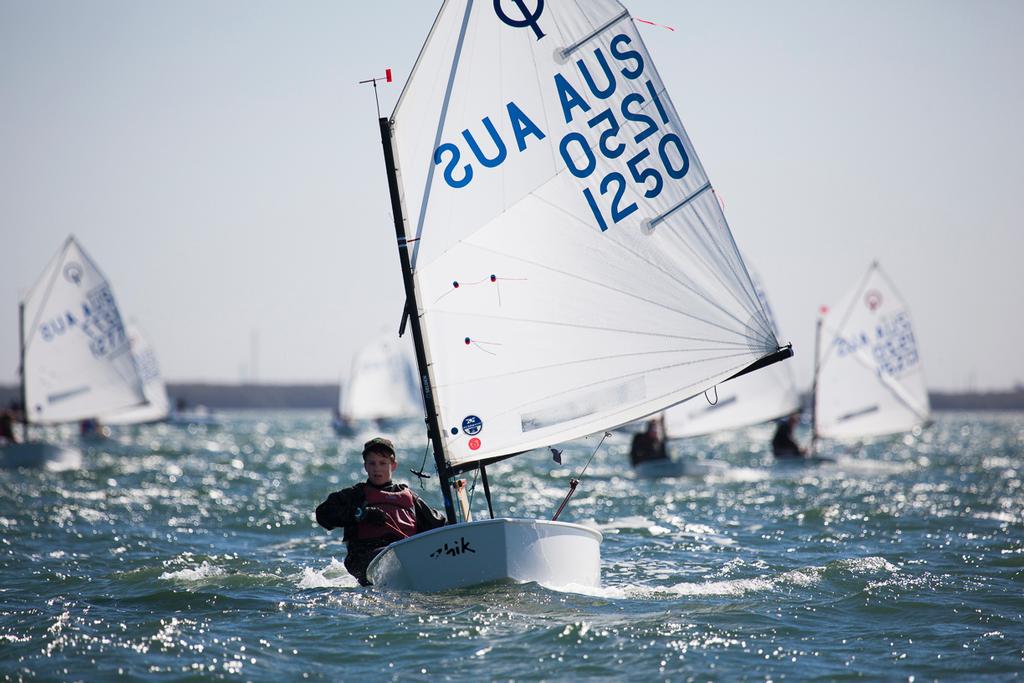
<box><xmin>629</xmin><ymin>419</ymin><xmax>669</xmax><ymax>467</ymax></box>
<box><xmin>772</xmin><ymin>413</ymin><xmax>805</xmax><ymax>458</ymax></box>
<box><xmin>315</xmin><ymin>436</ymin><xmax>446</xmax><ymax>585</ymax></box>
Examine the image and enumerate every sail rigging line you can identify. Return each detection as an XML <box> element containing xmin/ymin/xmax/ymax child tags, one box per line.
<box><xmin>704</xmin><ymin>384</ymin><xmax>719</xmax><ymax>406</ymax></box>
<box><xmin>410</xmin><ymin>438</ymin><xmax>433</xmax><ymax>486</ymax></box>
<box><xmin>716</xmin><ymin>208</ymin><xmax>778</xmax><ymax>346</ymax></box>
<box><xmin>439</xmin><ymin>306</ymin><xmax>759</xmax><ymax>348</ymax></box>
<box><xmin>455</xmin><ymin>239</ymin><xmax>764</xmax><ymax>344</ymax></box>
<box><xmin>408</xmin><ymin>0</ymin><xmax>474</xmax><ymax>271</ymax></box>
<box><xmin>558</xmin><ymin>9</ymin><xmax>631</xmax><ymax>59</ymax></box>
<box><xmin>479</xmin><ymin>464</ymin><xmax>495</xmax><ymax>519</ymax></box>
<box><xmin>684</xmin><ymin>195</ymin><xmax>777</xmax><ymax>345</ymax></box>
<box><xmin>551</xmin><ymin>430</ymin><xmax>612</xmax><ymax>521</ymax></box>
<box><xmin>631</xmin><ymin>73</ymin><xmax>777</xmax><ymax>345</ymax></box>
<box><xmin>524</xmin><ymin>191</ymin><xmax>770</xmax><ymax>343</ymax></box>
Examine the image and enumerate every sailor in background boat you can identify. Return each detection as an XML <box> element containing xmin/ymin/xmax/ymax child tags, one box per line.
<box><xmin>630</xmin><ymin>420</ymin><xmax>670</xmax><ymax>467</ymax></box>
<box><xmin>772</xmin><ymin>413</ymin><xmax>806</xmax><ymax>458</ymax></box>
<box><xmin>0</xmin><ymin>411</ymin><xmax>17</xmax><ymax>445</ymax></box>
<box><xmin>315</xmin><ymin>437</ymin><xmax>446</xmax><ymax>586</ymax></box>
<box><xmin>79</xmin><ymin>417</ymin><xmax>110</xmax><ymax>440</ymax></box>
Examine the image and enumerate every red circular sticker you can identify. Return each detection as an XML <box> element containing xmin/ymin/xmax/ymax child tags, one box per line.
<box><xmin>468</xmin><ymin>437</ymin><xmax>481</xmax><ymax>451</ymax></box>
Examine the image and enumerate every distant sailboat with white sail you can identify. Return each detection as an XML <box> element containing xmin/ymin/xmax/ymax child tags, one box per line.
<box><xmin>333</xmin><ymin>334</ymin><xmax>422</xmax><ymax>435</ymax></box>
<box><xmin>1</xmin><ymin>236</ymin><xmax>146</xmax><ymax>469</ymax></box>
<box><xmin>811</xmin><ymin>261</ymin><xmax>930</xmax><ymax>451</ymax></box>
<box><xmin>362</xmin><ymin>0</ymin><xmax>792</xmax><ymax>591</ymax></box>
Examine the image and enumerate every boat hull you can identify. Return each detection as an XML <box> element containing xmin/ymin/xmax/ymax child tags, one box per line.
<box><xmin>633</xmin><ymin>458</ymin><xmax>728</xmax><ymax>479</ymax></box>
<box><xmin>366</xmin><ymin>518</ymin><xmax>602</xmax><ymax>592</ymax></box>
<box><xmin>0</xmin><ymin>442</ymin><xmax>82</xmax><ymax>471</ymax></box>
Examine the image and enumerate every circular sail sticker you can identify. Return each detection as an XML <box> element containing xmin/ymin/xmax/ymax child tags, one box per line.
<box><xmin>462</xmin><ymin>415</ymin><xmax>483</xmax><ymax>436</ymax></box>
<box><xmin>468</xmin><ymin>438</ymin><xmax>482</xmax><ymax>451</ymax></box>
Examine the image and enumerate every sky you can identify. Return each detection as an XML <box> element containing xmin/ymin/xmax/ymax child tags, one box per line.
<box><xmin>2</xmin><ymin>0</ymin><xmax>1022</xmax><ymax>391</ymax></box>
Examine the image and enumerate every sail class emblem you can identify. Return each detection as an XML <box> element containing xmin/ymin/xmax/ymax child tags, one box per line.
<box><xmin>63</xmin><ymin>263</ymin><xmax>83</xmax><ymax>285</ymax></box>
<box><xmin>494</xmin><ymin>0</ymin><xmax>546</xmax><ymax>40</ymax></box>
<box><xmin>864</xmin><ymin>290</ymin><xmax>883</xmax><ymax>311</ymax></box>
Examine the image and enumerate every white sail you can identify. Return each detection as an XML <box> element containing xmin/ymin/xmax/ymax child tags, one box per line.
<box><xmin>341</xmin><ymin>335</ymin><xmax>422</xmax><ymax>422</ymax></box>
<box><xmin>102</xmin><ymin>323</ymin><xmax>170</xmax><ymax>425</ymax></box>
<box><xmin>814</xmin><ymin>262</ymin><xmax>930</xmax><ymax>440</ymax></box>
<box><xmin>389</xmin><ymin>1</ymin><xmax>787</xmax><ymax>468</ymax></box>
<box><xmin>663</xmin><ymin>267</ymin><xmax>799</xmax><ymax>438</ymax></box>
<box><xmin>21</xmin><ymin>236</ymin><xmax>145</xmax><ymax>424</ymax></box>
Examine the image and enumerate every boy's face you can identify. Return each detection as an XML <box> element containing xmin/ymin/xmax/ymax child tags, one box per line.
<box><xmin>364</xmin><ymin>451</ymin><xmax>397</xmax><ymax>486</ymax></box>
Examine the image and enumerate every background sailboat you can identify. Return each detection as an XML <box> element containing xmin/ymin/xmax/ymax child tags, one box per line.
<box><xmin>812</xmin><ymin>261</ymin><xmax>930</xmax><ymax>448</ymax></box>
<box><xmin>364</xmin><ymin>0</ymin><xmax>792</xmax><ymax>591</ymax></box>
<box><xmin>334</xmin><ymin>334</ymin><xmax>422</xmax><ymax>435</ymax></box>
<box><xmin>102</xmin><ymin>322</ymin><xmax>170</xmax><ymax>426</ymax></box>
<box><xmin>1</xmin><ymin>236</ymin><xmax>145</xmax><ymax>469</ymax></box>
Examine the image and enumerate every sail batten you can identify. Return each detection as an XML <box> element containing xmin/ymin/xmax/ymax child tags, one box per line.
<box><xmin>389</xmin><ymin>1</ymin><xmax>789</xmax><ymax>467</ymax></box>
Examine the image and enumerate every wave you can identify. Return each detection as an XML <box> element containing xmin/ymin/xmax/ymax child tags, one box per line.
<box><xmin>295</xmin><ymin>559</ymin><xmax>359</xmax><ymax>589</ymax></box>
<box><xmin>158</xmin><ymin>561</ymin><xmax>226</xmax><ymax>582</ymax></box>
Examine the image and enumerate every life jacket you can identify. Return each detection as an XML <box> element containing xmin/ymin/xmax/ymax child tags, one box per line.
<box><xmin>356</xmin><ymin>486</ymin><xmax>417</xmax><ymax>541</ymax></box>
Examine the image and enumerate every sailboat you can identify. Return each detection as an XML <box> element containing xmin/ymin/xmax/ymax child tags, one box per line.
<box><xmin>333</xmin><ymin>334</ymin><xmax>422</xmax><ymax>436</ymax></box>
<box><xmin>102</xmin><ymin>322</ymin><xmax>170</xmax><ymax>426</ymax></box>
<box><xmin>811</xmin><ymin>261</ymin><xmax>930</xmax><ymax>451</ymax></box>
<box><xmin>649</xmin><ymin>266</ymin><xmax>799</xmax><ymax>476</ymax></box>
<box><xmin>365</xmin><ymin>0</ymin><xmax>792</xmax><ymax>591</ymax></box>
<box><xmin>0</xmin><ymin>236</ymin><xmax>146</xmax><ymax>469</ymax></box>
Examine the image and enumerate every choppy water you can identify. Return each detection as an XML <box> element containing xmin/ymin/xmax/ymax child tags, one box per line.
<box><xmin>1</xmin><ymin>411</ymin><xmax>1022</xmax><ymax>681</ymax></box>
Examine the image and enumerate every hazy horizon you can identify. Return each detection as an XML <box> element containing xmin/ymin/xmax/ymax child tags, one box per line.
<box><xmin>3</xmin><ymin>1</ymin><xmax>1022</xmax><ymax>391</ymax></box>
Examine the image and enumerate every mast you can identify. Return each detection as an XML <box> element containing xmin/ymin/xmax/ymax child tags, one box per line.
<box><xmin>810</xmin><ymin>316</ymin><xmax>822</xmax><ymax>456</ymax></box>
<box><xmin>18</xmin><ymin>302</ymin><xmax>28</xmax><ymax>441</ymax></box>
<box><xmin>378</xmin><ymin>116</ymin><xmax>456</xmax><ymax>524</ymax></box>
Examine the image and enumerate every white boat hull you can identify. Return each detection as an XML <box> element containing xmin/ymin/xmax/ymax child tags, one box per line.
<box><xmin>633</xmin><ymin>458</ymin><xmax>728</xmax><ymax>479</ymax></box>
<box><xmin>366</xmin><ymin>518</ymin><xmax>602</xmax><ymax>592</ymax></box>
<box><xmin>0</xmin><ymin>442</ymin><xmax>82</xmax><ymax>471</ymax></box>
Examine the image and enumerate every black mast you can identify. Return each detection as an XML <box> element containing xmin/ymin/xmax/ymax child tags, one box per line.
<box><xmin>378</xmin><ymin>116</ymin><xmax>456</xmax><ymax>524</ymax></box>
<box><xmin>810</xmin><ymin>316</ymin><xmax>822</xmax><ymax>456</ymax></box>
<box><xmin>18</xmin><ymin>302</ymin><xmax>28</xmax><ymax>442</ymax></box>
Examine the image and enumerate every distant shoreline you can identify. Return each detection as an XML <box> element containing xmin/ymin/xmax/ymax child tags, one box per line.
<box><xmin>2</xmin><ymin>384</ymin><xmax>1023</xmax><ymax>411</ymax></box>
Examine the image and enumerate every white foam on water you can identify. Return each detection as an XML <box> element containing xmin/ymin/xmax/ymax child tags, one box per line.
<box><xmin>295</xmin><ymin>558</ymin><xmax>359</xmax><ymax>589</ymax></box>
<box><xmin>159</xmin><ymin>561</ymin><xmax>226</xmax><ymax>582</ymax></box>
<box><xmin>708</xmin><ymin>466</ymin><xmax>770</xmax><ymax>483</ymax></box>
<box><xmin>835</xmin><ymin>556</ymin><xmax>900</xmax><ymax>574</ymax></box>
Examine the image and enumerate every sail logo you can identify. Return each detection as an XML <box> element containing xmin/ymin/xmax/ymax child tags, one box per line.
<box><xmin>429</xmin><ymin>537</ymin><xmax>476</xmax><ymax>558</ymax></box>
<box><xmin>461</xmin><ymin>415</ymin><xmax>483</xmax><ymax>436</ymax></box>
<box><xmin>494</xmin><ymin>0</ymin><xmax>545</xmax><ymax>40</ymax></box>
<box><xmin>63</xmin><ymin>263</ymin><xmax>83</xmax><ymax>285</ymax></box>
<box><xmin>864</xmin><ymin>290</ymin><xmax>883</xmax><ymax>311</ymax></box>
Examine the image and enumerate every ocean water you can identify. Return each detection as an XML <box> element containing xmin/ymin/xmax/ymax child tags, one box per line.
<box><xmin>1</xmin><ymin>411</ymin><xmax>1022</xmax><ymax>681</ymax></box>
